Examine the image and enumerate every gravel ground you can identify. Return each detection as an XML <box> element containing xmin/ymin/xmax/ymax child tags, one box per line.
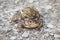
<box><xmin>0</xmin><ymin>0</ymin><xmax>60</xmax><ymax>40</ymax></box>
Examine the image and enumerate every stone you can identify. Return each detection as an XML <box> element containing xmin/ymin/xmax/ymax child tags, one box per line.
<box><xmin>22</xmin><ymin>31</ymin><xmax>29</xmax><ymax>38</ymax></box>
<box><xmin>47</xmin><ymin>23</ymin><xmax>54</xmax><ymax>28</ymax></box>
<box><xmin>54</xmin><ymin>34</ymin><xmax>60</xmax><ymax>37</ymax></box>
<box><xmin>10</xmin><ymin>36</ymin><xmax>16</xmax><ymax>40</ymax></box>
<box><xmin>28</xmin><ymin>0</ymin><xmax>34</xmax><ymax>3</ymax></box>
<box><xmin>45</xmin><ymin>5</ymin><xmax>52</xmax><ymax>10</ymax></box>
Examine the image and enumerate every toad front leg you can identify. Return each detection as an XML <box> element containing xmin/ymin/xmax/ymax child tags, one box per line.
<box><xmin>11</xmin><ymin>11</ymin><xmax>21</xmax><ymax>24</ymax></box>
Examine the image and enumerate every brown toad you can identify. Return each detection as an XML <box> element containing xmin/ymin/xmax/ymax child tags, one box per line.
<box><xmin>11</xmin><ymin>7</ymin><xmax>42</xmax><ymax>31</ymax></box>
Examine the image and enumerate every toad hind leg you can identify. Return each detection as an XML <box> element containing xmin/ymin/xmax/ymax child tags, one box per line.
<box><xmin>17</xmin><ymin>25</ymin><xmax>24</xmax><ymax>32</ymax></box>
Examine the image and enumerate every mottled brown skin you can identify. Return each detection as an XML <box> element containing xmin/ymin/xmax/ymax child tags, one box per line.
<box><xmin>11</xmin><ymin>7</ymin><xmax>42</xmax><ymax>31</ymax></box>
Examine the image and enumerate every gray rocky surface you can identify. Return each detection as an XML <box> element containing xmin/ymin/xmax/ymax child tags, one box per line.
<box><xmin>0</xmin><ymin>0</ymin><xmax>60</xmax><ymax>40</ymax></box>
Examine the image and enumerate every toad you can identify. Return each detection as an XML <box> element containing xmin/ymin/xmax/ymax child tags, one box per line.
<box><xmin>11</xmin><ymin>7</ymin><xmax>42</xmax><ymax>31</ymax></box>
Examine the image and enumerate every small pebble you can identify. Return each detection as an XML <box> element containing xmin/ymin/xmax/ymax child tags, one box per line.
<box><xmin>28</xmin><ymin>0</ymin><xmax>34</xmax><ymax>3</ymax></box>
<box><xmin>22</xmin><ymin>31</ymin><xmax>29</xmax><ymax>38</ymax></box>
<box><xmin>47</xmin><ymin>23</ymin><xmax>54</xmax><ymax>28</ymax></box>
<box><xmin>54</xmin><ymin>34</ymin><xmax>60</xmax><ymax>37</ymax></box>
<box><xmin>10</xmin><ymin>36</ymin><xmax>16</xmax><ymax>40</ymax></box>
<box><xmin>45</xmin><ymin>5</ymin><xmax>52</xmax><ymax>10</ymax></box>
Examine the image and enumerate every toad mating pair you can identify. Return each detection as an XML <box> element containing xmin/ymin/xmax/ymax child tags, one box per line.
<box><xmin>11</xmin><ymin>7</ymin><xmax>43</xmax><ymax>31</ymax></box>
